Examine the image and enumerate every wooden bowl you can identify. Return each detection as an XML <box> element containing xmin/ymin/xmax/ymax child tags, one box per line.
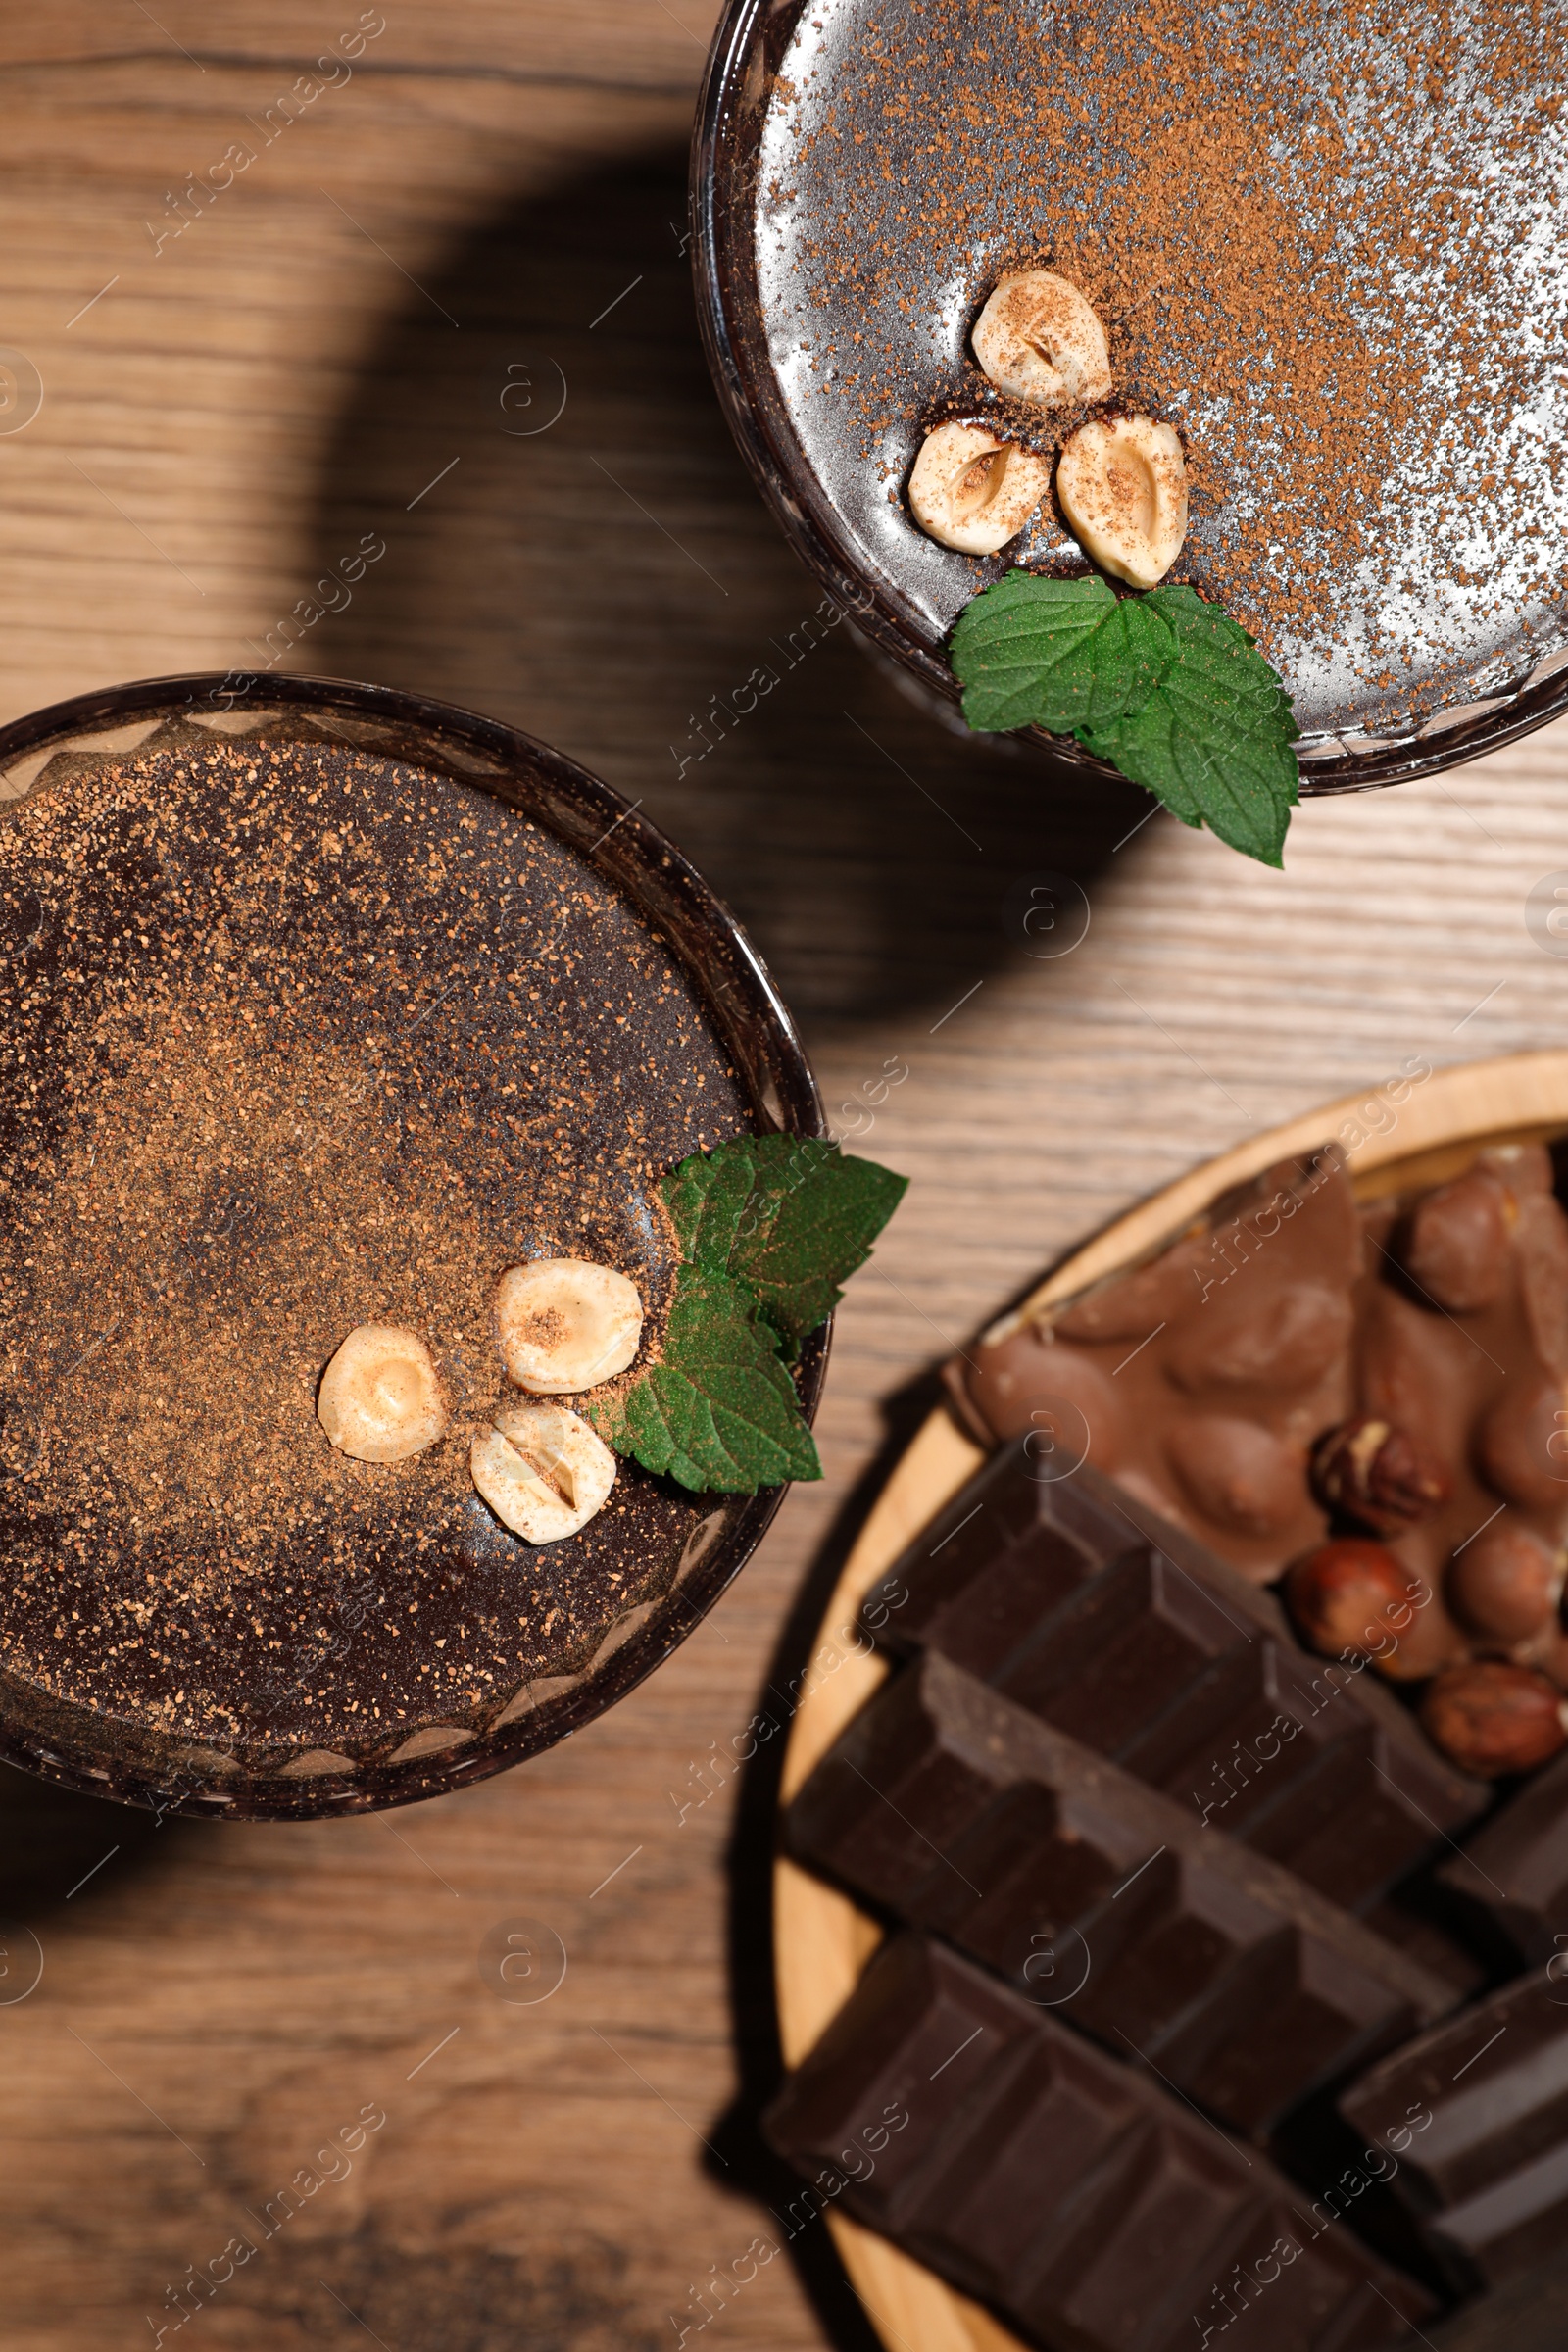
<box><xmin>773</xmin><ymin>1049</ymin><xmax>1568</xmax><ymax>2352</ymax></box>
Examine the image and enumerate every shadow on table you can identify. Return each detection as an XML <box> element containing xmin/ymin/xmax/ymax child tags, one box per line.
<box><xmin>0</xmin><ymin>1755</ymin><xmax>195</xmax><ymax>1935</ymax></box>
<box><xmin>296</xmin><ymin>142</ymin><xmax>1139</xmax><ymax>2352</ymax></box>
<box><xmin>298</xmin><ymin>146</ymin><xmax>1148</xmax><ymax>1033</ymax></box>
<box><xmin>706</xmin><ymin>1363</ymin><xmax>950</xmax><ymax>2352</ymax></box>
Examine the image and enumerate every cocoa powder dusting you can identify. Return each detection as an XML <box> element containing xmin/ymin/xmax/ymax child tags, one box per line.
<box><xmin>0</xmin><ymin>732</ymin><xmax>752</xmax><ymax>1760</ymax></box>
<box><xmin>756</xmin><ymin>0</ymin><xmax>1568</xmax><ymax>735</ymax></box>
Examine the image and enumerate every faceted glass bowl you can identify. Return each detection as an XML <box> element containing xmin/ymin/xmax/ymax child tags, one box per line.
<box><xmin>692</xmin><ymin>0</ymin><xmax>1568</xmax><ymax>795</ymax></box>
<box><xmin>0</xmin><ymin>671</ymin><xmax>825</xmax><ymax>1819</ymax></box>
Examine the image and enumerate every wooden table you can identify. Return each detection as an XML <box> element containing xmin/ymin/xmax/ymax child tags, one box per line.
<box><xmin>3</xmin><ymin>8</ymin><xmax>1567</xmax><ymax>2347</ymax></box>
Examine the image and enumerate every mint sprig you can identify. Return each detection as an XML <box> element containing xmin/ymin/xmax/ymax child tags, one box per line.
<box><xmin>603</xmin><ymin>1268</ymin><xmax>822</xmax><ymax>1493</ymax></box>
<box><xmin>951</xmin><ymin>571</ymin><xmax>1298</xmax><ymax>868</ymax></box>
<box><xmin>591</xmin><ymin>1136</ymin><xmax>907</xmax><ymax>1494</ymax></box>
<box><xmin>669</xmin><ymin>1131</ymin><xmax>908</xmax><ymax>1353</ymax></box>
<box><xmin>950</xmin><ymin>571</ymin><xmax>1174</xmax><ymax>733</ymax></box>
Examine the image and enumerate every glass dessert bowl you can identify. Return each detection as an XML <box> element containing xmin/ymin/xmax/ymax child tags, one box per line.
<box><xmin>695</xmin><ymin>0</ymin><xmax>1568</xmax><ymax>794</ymax></box>
<box><xmin>0</xmin><ymin>673</ymin><xmax>824</xmax><ymax>1820</ymax></box>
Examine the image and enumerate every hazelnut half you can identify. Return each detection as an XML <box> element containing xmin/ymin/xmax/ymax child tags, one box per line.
<box><xmin>1420</xmin><ymin>1660</ymin><xmax>1568</xmax><ymax>1778</ymax></box>
<box><xmin>1056</xmin><ymin>416</ymin><xmax>1188</xmax><ymax>588</ymax></box>
<box><xmin>318</xmin><ymin>1325</ymin><xmax>448</xmax><ymax>1464</ymax></box>
<box><xmin>495</xmin><ymin>1258</ymin><xmax>643</xmax><ymax>1395</ymax></box>
<box><xmin>1309</xmin><ymin>1415</ymin><xmax>1450</xmax><ymax>1536</ymax></box>
<box><xmin>970</xmin><ymin>270</ymin><xmax>1113</xmax><ymax>408</ymax></box>
<box><xmin>470</xmin><ymin>1401</ymin><xmax>616</xmax><ymax>1544</ymax></box>
<box><xmin>908</xmin><ymin>423</ymin><xmax>1052</xmax><ymax>556</ymax></box>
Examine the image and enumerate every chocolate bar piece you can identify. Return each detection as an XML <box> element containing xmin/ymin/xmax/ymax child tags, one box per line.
<box><xmin>1339</xmin><ymin>1972</ymin><xmax>1568</xmax><ymax>2291</ymax></box>
<box><xmin>947</xmin><ymin>1142</ymin><xmax>1568</xmax><ymax>1649</ymax></box>
<box><xmin>1437</xmin><ymin>1744</ymin><xmax>1568</xmax><ymax>1966</ymax></box>
<box><xmin>764</xmin><ymin>1932</ymin><xmax>1436</xmax><ymax>2352</ymax></box>
<box><xmin>948</xmin><ymin>1150</ymin><xmax>1359</xmax><ymax>1581</ymax></box>
<box><xmin>866</xmin><ymin>1449</ymin><xmax>1487</xmax><ymax>1910</ymax></box>
<box><xmin>788</xmin><ymin>1651</ymin><xmax>1457</xmax><ymax>2137</ymax></box>
<box><xmin>1426</xmin><ymin>2241</ymin><xmax>1568</xmax><ymax>2349</ymax></box>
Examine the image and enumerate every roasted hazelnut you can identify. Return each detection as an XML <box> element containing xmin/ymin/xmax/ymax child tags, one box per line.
<box><xmin>469</xmin><ymin>1401</ymin><xmax>616</xmax><ymax>1544</ymax></box>
<box><xmin>1476</xmin><ymin>1379</ymin><xmax>1568</xmax><ymax>1511</ymax></box>
<box><xmin>1055</xmin><ymin>416</ymin><xmax>1188</xmax><ymax>588</ymax></box>
<box><xmin>317</xmin><ymin>1325</ymin><xmax>447</xmax><ymax>1464</ymax></box>
<box><xmin>1447</xmin><ymin>1523</ymin><xmax>1564</xmax><ymax>1643</ymax></box>
<box><xmin>970</xmin><ymin>270</ymin><xmax>1113</xmax><ymax>408</ymax></box>
<box><xmin>1165</xmin><ymin>1415</ymin><xmax>1306</xmax><ymax>1538</ymax></box>
<box><xmin>1397</xmin><ymin>1171</ymin><xmax>1511</xmax><ymax>1313</ymax></box>
<box><xmin>1284</xmin><ymin>1537</ymin><xmax>1429</xmax><ymax>1663</ymax></box>
<box><xmin>907</xmin><ymin>422</ymin><xmax>1052</xmax><ymax>555</ymax></box>
<box><xmin>1309</xmin><ymin>1415</ymin><xmax>1449</xmax><ymax>1535</ymax></box>
<box><xmin>495</xmin><ymin>1258</ymin><xmax>643</xmax><ymax>1395</ymax></box>
<box><xmin>1420</xmin><ymin>1661</ymin><xmax>1568</xmax><ymax>1778</ymax></box>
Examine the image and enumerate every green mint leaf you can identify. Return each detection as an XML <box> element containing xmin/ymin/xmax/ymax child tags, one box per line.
<box><xmin>662</xmin><ymin>1133</ymin><xmax>907</xmax><ymax>1352</ymax></box>
<box><xmin>612</xmin><ymin>1133</ymin><xmax>906</xmax><ymax>1493</ymax></box>
<box><xmin>1078</xmin><ymin>583</ymin><xmax>1298</xmax><ymax>867</ymax></box>
<box><xmin>951</xmin><ymin>570</ymin><xmax>1174</xmax><ymax>733</ymax></box>
<box><xmin>590</xmin><ymin>1267</ymin><xmax>821</xmax><ymax>1494</ymax></box>
<box><xmin>662</xmin><ymin>1141</ymin><xmax>757</xmax><ymax>1269</ymax></box>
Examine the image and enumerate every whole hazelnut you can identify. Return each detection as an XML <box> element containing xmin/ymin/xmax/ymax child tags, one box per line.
<box><xmin>1475</xmin><ymin>1380</ymin><xmax>1568</xmax><ymax>1511</ymax></box>
<box><xmin>1420</xmin><ymin>1661</ymin><xmax>1568</xmax><ymax>1778</ymax></box>
<box><xmin>1447</xmin><ymin>1524</ymin><xmax>1564</xmax><ymax>1643</ymax></box>
<box><xmin>1309</xmin><ymin>1415</ymin><xmax>1450</xmax><ymax>1536</ymax></box>
<box><xmin>1284</xmin><ymin>1537</ymin><xmax>1429</xmax><ymax>1664</ymax></box>
<box><xmin>1165</xmin><ymin>1415</ymin><xmax>1305</xmax><ymax>1538</ymax></box>
<box><xmin>907</xmin><ymin>423</ymin><xmax>1052</xmax><ymax>556</ymax></box>
<box><xmin>469</xmin><ymin>1402</ymin><xmax>616</xmax><ymax>1544</ymax></box>
<box><xmin>494</xmin><ymin>1258</ymin><xmax>643</xmax><ymax>1395</ymax></box>
<box><xmin>1397</xmin><ymin>1172</ymin><xmax>1511</xmax><ymax>1313</ymax></box>
<box><xmin>971</xmin><ymin>270</ymin><xmax>1113</xmax><ymax>408</ymax></box>
<box><xmin>1056</xmin><ymin>415</ymin><xmax>1190</xmax><ymax>589</ymax></box>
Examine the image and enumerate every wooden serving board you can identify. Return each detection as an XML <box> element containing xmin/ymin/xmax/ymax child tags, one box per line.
<box><xmin>772</xmin><ymin>1047</ymin><xmax>1568</xmax><ymax>2352</ymax></box>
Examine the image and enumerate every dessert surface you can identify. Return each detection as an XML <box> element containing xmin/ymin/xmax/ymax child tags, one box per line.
<box><xmin>753</xmin><ymin>0</ymin><xmax>1568</xmax><ymax>737</ymax></box>
<box><xmin>0</xmin><ymin>729</ymin><xmax>753</xmax><ymax>1762</ymax></box>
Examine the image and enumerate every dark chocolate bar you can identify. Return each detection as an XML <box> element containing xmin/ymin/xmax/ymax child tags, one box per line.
<box><xmin>866</xmin><ymin>1449</ymin><xmax>1487</xmax><ymax>1909</ymax></box>
<box><xmin>764</xmin><ymin>1932</ymin><xmax>1436</xmax><ymax>2352</ymax></box>
<box><xmin>1426</xmin><ymin>2241</ymin><xmax>1568</xmax><ymax>2349</ymax></box>
<box><xmin>1437</xmin><ymin>1744</ymin><xmax>1568</xmax><ymax>1966</ymax></box>
<box><xmin>788</xmin><ymin>1650</ymin><xmax>1457</xmax><ymax>2137</ymax></box>
<box><xmin>1339</xmin><ymin>1971</ymin><xmax>1568</xmax><ymax>2292</ymax></box>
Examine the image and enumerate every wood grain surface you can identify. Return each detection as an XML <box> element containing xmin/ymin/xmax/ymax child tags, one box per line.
<box><xmin>3</xmin><ymin>7</ymin><xmax>1568</xmax><ymax>2350</ymax></box>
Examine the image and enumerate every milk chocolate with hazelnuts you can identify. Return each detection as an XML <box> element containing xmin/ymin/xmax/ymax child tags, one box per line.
<box><xmin>862</xmin><ymin>1451</ymin><xmax>1487</xmax><ymax>1910</ymax></box>
<box><xmin>949</xmin><ymin>1139</ymin><xmax>1568</xmax><ymax>1728</ymax></box>
<box><xmin>1354</xmin><ymin>1145</ymin><xmax>1568</xmax><ymax>1685</ymax></box>
<box><xmin>949</xmin><ymin>1148</ymin><xmax>1359</xmax><ymax>1582</ymax></box>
